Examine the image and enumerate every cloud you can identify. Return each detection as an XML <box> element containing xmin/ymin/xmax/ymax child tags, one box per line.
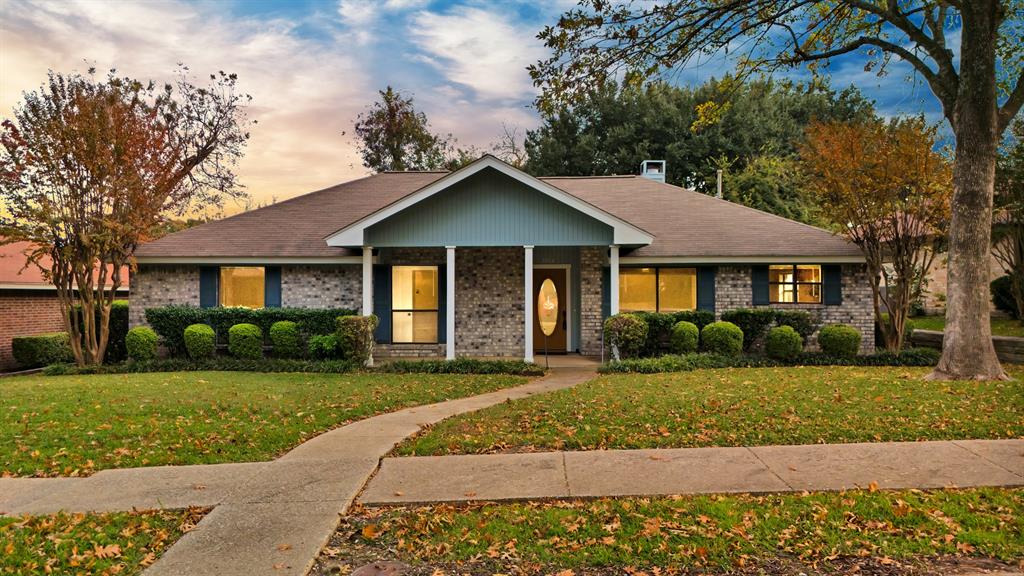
<box><xmin>408</xmin><ymin>6</ymin><xmax>548</xmax><ymax>101</ymax></box>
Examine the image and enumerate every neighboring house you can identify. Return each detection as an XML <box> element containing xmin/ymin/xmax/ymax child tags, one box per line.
<box><xmin>133</xmin><ymin>155</ymin><xmax>874</xmax><ymax>359</ymax></box>
<box><xmin>0</xmin><ymin>241</ymin><xmax>129</xmax><ymax>370</ymax></box>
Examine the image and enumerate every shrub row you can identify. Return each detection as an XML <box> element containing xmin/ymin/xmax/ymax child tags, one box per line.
<box><xmin>42</xmin><ymin>357</ymin><xmax>358</xmax><ymax>376</ymax></box>
<box><xmin>11</xmin><ymin>333</ymin><xmax>74</xmax><ymax>368</ymax></box>
<box><xmin>599</xmin><ymin>347</ymin><xmax>941</xmax><ymax>374</ymax></box>
<box><xmin>628</xmin><ymin>311</ymin><xmax>715</xmax><ymax>356</ymax></box>
<box><xmin>143</xmin><ymin>306</ymin><xmax>355</xmax><ymax>354</ymax></box>
<box><xmin>380</xmin><ymin>358</ymin><xmax>545</xmax><ymax>376</ymax></box>
<box><xmin>720</xmin><ymin>308</ymin><xmax>815</xmax><ymax>351</ymax></box>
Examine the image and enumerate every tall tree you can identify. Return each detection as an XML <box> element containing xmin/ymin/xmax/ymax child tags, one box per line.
<box><xmin>991</xmin><ymin>119</ymin><xmax>1024</xmax><ymax>318</ymax></box>
<box><xmin>531</xmin><ymin>0</ymin><xmax>1024</xmax><ymax>380</ymax></box>
<box><xmin>353</xmin><ymin>86</ymin><xmax>453</xmax><ymax>172</ymax></box>
<box><xmin>0</xmin><ymin>69</ymin><xmax>250</xmax><ymax>365</ymax></box>
<box><xmin>801</xmin><ymin>117</ymin><xmax>952</xmax><ymax>351</ymax></box>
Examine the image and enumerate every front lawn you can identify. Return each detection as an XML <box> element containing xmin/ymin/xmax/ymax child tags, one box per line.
<box><xmin>312</xmin><ymin>488</ymin><xmax>1023</xmax><ymax>574</ymax></box>
<box><xmin>1</xmin><ymin>371</ymin><xmax>526</xmax><ymax>477</ymax></box>
<box><xmin>908</xmin><ymin>315</ymin><xmax>1024</xmax><ymax>338</ymax></box>
<box><xmin>0</xmin><ymin>508</ymin><xmax>204</xmax><ymax>575</ymax></box>
<box><xmin>398</xmin><ymin>366</ymin><xmax>1023</xmax><ymax>456</ymax></box>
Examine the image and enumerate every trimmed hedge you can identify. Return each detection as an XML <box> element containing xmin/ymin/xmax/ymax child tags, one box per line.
<box><xmin>669</xmin><ymin>321</ymin><xmax>700</xmax><ymax>354</ymax></box>
<box><xmin>774</xmin><ymin>310</ymin><xmax>815</xmax><ymax>341</ymax></box>
<box><xmin>125</xmin><ymin>327</ymin><xmax>159</xmax><ymax>361</ymax></box>
<box><xmin>184</xmin><ymin>324</ymin><xmax>216</xmax><ymax>359</ymax></box>
<box><xmin>337</xmin><ymin>315</ymin><xmax>379</xmax><ymax>365</ymax></box>
<box><xmin>633</xmin><ymin>311</ymin><xmax>715</xmax><ymax>356</ymax></box>
<box><xmin>270</xmin><ymin>321</ymin><xmax>301</xmax><ymax>358</ymax></box>
<box><xmin>228</xmin><ymin>324</ymin><xmax>263</xmax><ymax>359</ymax></box>
<box><xmin>380</xmin><ymin>359</ymin><xmax>545</xmax><ymax>376</ymax></box>
<box><xmin>144</xmin><ymin>306</ymin><xmax>355</xmax><ymax>355</ymax></box>
<box><xmin>765</xmin><ymin>325</ymin><xmax>803</xmax><ymax>360</ymax></box>
<box><xmin>604</xmin><ymin>313</ymin><xmax>649</xmax><ymax>360</ymax></box>
<box><xmin>11</xmin><ymin>332</ymin><xmax>73</xmax><ymax>368</ymax></box>
<box><xmin>600</xmin><ymin>347</ymin><xmax>941</xmax><ymax>374</ymax></box>
<box><xmin>700</xmin><ymin>321</ymin><xmax>744</xmax><ymax>356</ymax></box>
<box><xmin>70</xmin><ymin>300</ymin><xmax>129</xmax><ymax>363</ymax></box>
<box><xmin>43</xmin><ymin>357</ymin><xmax>357</xmax><ymax>376</ymax></box>
<box><xmin>720</xmin><ymin>308</ymin><xmax>776</xmax><ymax>351</ymax></box>
<box><xmin>818</xmin><ymin>324</ymin><xmax>862</xmax><ymax>358</ymax></box>
<box><xmin>308</xmin><ymin>334</ymin><xmax>339</xmax><ymax>360</ymax></box>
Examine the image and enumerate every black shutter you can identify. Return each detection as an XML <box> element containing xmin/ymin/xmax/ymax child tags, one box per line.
<box><xmin>697</xmin><ymin>266</ymin><xmax>716</xmax><ymax>312</ymax></box>
<box><xmin>199</xmin><ymin>266</ymin><xmax>219</xmax><ymax>308</ymax></box>
<box><xmin>264</xmin><ymin>266</ymin><xmax>282</xmax><ymax>307</ymax></box>
<box><xmin>373</xmin><ymin>265</ymin><xmax>391</xmax><ymax>343</ymax></box>
<box><xmin>437</xmin><ymin>264</ymin><xmax>446</xmax><ymax>344</ymax></box>
<box><xmin>601</xmin><ymin>267</ymin><xmax>611</xmax><ymax>319</ymax></box>
<box><xmin>752</xmin><ymin>265</ymin><xmax>769</xmax><ymax>306</ymax></box>
<box><xmin>823</xmin><ymin>264</ymin><xmax>843</xmax><ymax>305</ymax></box>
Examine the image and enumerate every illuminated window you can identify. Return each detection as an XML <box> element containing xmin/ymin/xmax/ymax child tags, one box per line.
<box><xmin>769</xmin><ymin>264</ymin><xmax>822</xmax><ymax>304</ymax></box>
<box><xmin>219</xmin><ymin>267</ymin><xmax>265</xmax><ymax>308</ymax></box>
<box><xmin>620</xmin><ymin>267</ymin><xmax>697</xmax><ymax>312</ymax></box>
<box><xmin>392</xmin><ymin>266</ymin><xmax>438</xmax><ymax>343</ymax></box>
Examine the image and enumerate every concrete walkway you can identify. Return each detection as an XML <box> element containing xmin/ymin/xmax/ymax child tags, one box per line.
<box><xmin>360</xmin><ymin>439</ymin><xmax>1024</xmax><ymax>505</ymax></box>
<box><xmin>0</xmin><ymin>367</ymin><xmax>596</xmax><ymax>576</ymax></box>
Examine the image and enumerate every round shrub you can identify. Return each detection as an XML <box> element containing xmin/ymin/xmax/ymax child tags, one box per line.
<box><xmin>337</xmin><ymin>315</ymin><xmax>379</xmax><ymax>365</ymax></box>
<box><xmin>669</xmin><ymin>321</ymin><xmax>699</xmax><ymax>354</ymax></box>
<box><xmin>765</xmin><ymin>325</ymin><xmax>803</xmax><ymax>361</ymax></box>
<box><xmin>700</xmin><ymin>321</ymin><xmax>744</xmax><ymax>356</ymax></box>
<box><xmin>228</xmin><ymin>323</ymin><xmax>263</xmax><ymax>359</ymax></box>
<box><xmin>818</xmin><ymin>324</ymin><xmax>862</xmax><ymax>358</ymax></box>
<box><xmin>603</xmin><ymin>313</ymin><xmax>648</xmax><ymax>360</ymax></box>
<box><xmin>184</xmin><ymin>323</ymin><xmax>216</xmax><ymax>359</ymax></box>
<box><xmin>270</xmin><ymin>321</ymin><xmax>301</xmax><ymax>358</ymax></box>
<box><xmin>125</xmin><ymin>327</ymin><xmax>159</xmax><ymax>361</ymax></box>
<box><xmin>308</xmin><ymin>334</ymin><xmax>339</xmax><ymax>360</ymax></box>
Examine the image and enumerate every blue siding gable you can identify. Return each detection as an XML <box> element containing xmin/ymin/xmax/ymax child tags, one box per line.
<box><xmin>364</xmin><ymin>168</ymin><xmax>614</xmax><ymax>247</ymax></box>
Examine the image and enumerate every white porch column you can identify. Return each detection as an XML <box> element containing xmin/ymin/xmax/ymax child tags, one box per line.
<box><xmin>609</xmin><ymin>245</ymin><xmax>620</xmax><ymax>316</ymax></box>
<box><xmin>524</xmin><ymin>245</ymin><xmax>534</xmax><ymax>363</ymax></box>
<box><xmin>446</xmin><ymin>246</ymin><xmax>456</xmax><ymax>360</ymax></box>
<box><xmin>362</xmin><ymin>246</ymin><xmax>373</xmax><ymax>316</ymax></box>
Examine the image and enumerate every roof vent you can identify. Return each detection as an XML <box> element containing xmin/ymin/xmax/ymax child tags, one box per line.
<box><xmin>640</xmin><ymin>160</ymin><xmax>666</xmax><ymax>183</ymax></box>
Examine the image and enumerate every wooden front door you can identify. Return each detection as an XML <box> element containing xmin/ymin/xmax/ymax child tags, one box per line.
<box><xmin>534</xmin><ymin>268</ymin><xmax>567</xmax><ymax>353</ymax></box>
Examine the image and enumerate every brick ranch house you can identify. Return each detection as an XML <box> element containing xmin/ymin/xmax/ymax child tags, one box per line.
<box><xmin>133</xmin><ymin>155</ymin><xmax>874</xmax><ymax>360</ymax></box>
<box><xmin>0</xmin><ymin>240</ymin><xmax>129</xmax><ymax>370</ymax></box>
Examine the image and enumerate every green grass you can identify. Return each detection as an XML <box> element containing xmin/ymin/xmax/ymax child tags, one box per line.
<box><xmin>350</xmin><ymin>488</ymin><xmax>1024</xmax><ymax>569</ymax></box>
<box><xmin>908</xmin><ymin>315</ymin><xmax>1024</xmax><ymax>337</ymax></box>
<box><xmin>398</xmin><ymin>366</ymin><xmax>1024</xmax><ymax>455</ymax></box>
<box><xmin>1</xmin><ymin>371</ymin><xmax>526</xmax><ymax>477</ymax></box>
<box><xmin>0</xmin><ymin>508</ymin><xmax>204</xmax><ymax>575</ymax></box>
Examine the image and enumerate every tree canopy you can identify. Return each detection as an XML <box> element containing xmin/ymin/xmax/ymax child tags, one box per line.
<box><xmin>352</xmin><ymin>86</ymin><xmax>457</xmax><ymax>172</ymax></box>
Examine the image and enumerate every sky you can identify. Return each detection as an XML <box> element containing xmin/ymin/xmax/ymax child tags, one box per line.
<box><xmin>0</xmin><ymin>0</ymin><xmax>947</xmax><ymax>213</ymax></box>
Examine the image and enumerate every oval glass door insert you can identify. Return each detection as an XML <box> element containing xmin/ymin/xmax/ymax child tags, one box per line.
<box><xmin>538</xmin><ymin>278</ymin><xmax>559</xmax><ymax>336</ymax></box>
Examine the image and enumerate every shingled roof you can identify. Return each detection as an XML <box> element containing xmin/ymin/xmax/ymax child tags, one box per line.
<box><xmin>136</xmin><ymin>163</ymin><xmax>860</xmax><ymax>260</ymax></box>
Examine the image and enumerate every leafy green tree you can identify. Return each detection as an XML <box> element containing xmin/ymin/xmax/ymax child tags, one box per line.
<box><xmin>531</xmin><ymin>0</ymin><xmax>1024</xmax><ymax>381</ymax></box>
<box><xmin>353</xmin><ymin>86</ymin><xmax>457</xmax><ymax>172</ymax></box>
<box><xmin>726</xmin><ymin>154</ymin><xmax>821</xmax><ymax>225</ymax></box>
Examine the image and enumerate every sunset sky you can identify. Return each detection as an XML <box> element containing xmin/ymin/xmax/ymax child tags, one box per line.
<box><xmin>1</xmin><ymin>0</ymin><xmax>945</xmax><ymax>214</ymax></box>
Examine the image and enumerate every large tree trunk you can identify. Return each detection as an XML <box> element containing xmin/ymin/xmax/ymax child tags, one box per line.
<box><xmin>928</xmin><ymin>1</ymin><xmax>1007</xmax><ymax>381</ymax></box>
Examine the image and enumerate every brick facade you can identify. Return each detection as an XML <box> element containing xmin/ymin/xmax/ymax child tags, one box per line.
<box><xmin>715</xmin><ymin>264</ymin><xmax>876</xmax><ymax>353</ymax></box>
<box><xmin>281</xmin><ymin>265</ymin><xmax>361</xmax><ymax>310</ymax></box>
<box><xmin>0</xmin><ymin>292</ymin><xmax>66</xmax><ymax>370</ymax></box>
<box><xmin>579</xmin><ymin>247</ymin><xmax>605</xmax><ymax>356</ymax></box>
<box><xmin>129</xmin><ymin>265</ymin><xmax>199</xmax><ymax>327</ymax></box>
<box><xmin>454</xmin><ymin>247</ymin><xmax>524</xmax><ymax>357</ymax></box>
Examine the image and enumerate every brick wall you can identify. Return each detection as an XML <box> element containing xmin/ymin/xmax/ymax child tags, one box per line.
<box><xmin>454</xmin><ymin>247</ymin><xmax>525</xmax><ymax>357</ymax></box>
<box><xmin>129</xmin><ymin>265</ymin><xmax>199</xmax><ymax>327</ymax></box>
<box><xmin>0</xmin><ymin>292</ymin><xmax>66</xmax><ymax>370</ymax></box>
<box><xmin>579</xmin><ymin>247</ymin><xmax>605</xmax><ymax>356</ymax></box>
<box><xmin>715</xmin><ymin>264</ymin><xmax>876</xmax><ymax>353</ymax></box>
<box><xmin>281</xmin><ymin>265</ymin><xmax>361</xmax><ymax>310</ymax></box>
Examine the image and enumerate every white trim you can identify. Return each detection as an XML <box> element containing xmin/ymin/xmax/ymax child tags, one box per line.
<box><xmin>533</xmin><ymin>264</ymin><xmax>572</xmax><ymax>352</ymax></box>
<box><xmin>609</xmin><ymin>245</ymin><xmax>620</xmax><ymax>316</ymax></box>
<box><xmin>325</xmin><ymin>155</ymin><xmax>655</xmax><ymax>248</ymax></box>
<box><xmin>362</xmin><ymin>247</ymin><xmax>374</xmax><ymax>316</ymax></box>
<box><xmin>619</xmin><ymin>255</ymin><xmax>865</xmax><ymax>265</ymax></box>
<box><xmin>134</xmin><ymin>256</ymin><xmax>367</xmax><ymax>265</ymax></box>
<box><xmin>524</xmin><ymin>246</ymin><xmax>534</xmax><ymax>363</ymax></box>
<box><xmin>446</xmin><ymin>246</ymin><xmax>456</xmax><ymax>360</ymax></box>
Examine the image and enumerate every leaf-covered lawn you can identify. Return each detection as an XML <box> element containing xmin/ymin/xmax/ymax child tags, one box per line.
<box><xmin>398</xmin><ymin>366</ymin><xmax>1024</xmax><ymax>456</ymax></box>
<box><xmin>908</xmin><ymin>315</ymin><xmax>1024</xmax><ymax>338</ymax></box>
<box><xmin>1</xmin><ymin>371</ymin><xmax>526</xmax><ymax>477</ymax></box>
<box><xmin>0</xmin><ymin>507</ymin><xmax>204</xmax><ymax>575</ymax></box>
<box><xmin>331</xmin><ymin>489</ymin><xmax>1023</xmax><ymax>571</ymax></box>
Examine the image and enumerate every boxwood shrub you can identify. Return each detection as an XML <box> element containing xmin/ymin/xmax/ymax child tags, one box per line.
<box><xmin>600</xmin><ymin>347</ymin><xmax>941</xmax><ymax>374</ymax></box>
<box><xmin>817</xmin><ymin>324</ymin><xmax>862</xmax><ymax>358</ymax></box>
<box><xmin>604</xmin><ymin>313</ymin><xmax>649</xmax><ymax>360</ymax></box>
<box><xmin>43</xmin><ymin>357</ymin><xmax>357</xmax><ymax>376</ymax></box>
<box><xmin>765</xmin><ymin>325</ymin><xmax>803</xmax><ymax>360</ymax></box>
<box><xmin>144</xmin><ymin>306</ymin><xmax>355</xmax><ymax>355</ymax></box>
<box><xmin>700</xmin><ymin>321</ymin><xmax>744</xmax><ymax>356</ymax></box>
<box><xmin>720</xmin><ymin>308</ymin><xmax>776</xmax><ymax>351</ymax></box>
<box><xmin>184</xmin><ymin>324</ymin><xmax>216</xmax><ymax>359</ymax></box>
<box><xmin>633</xmin><ymin>311</ymin><xmax>714</xmax><ymax>356</ymax></box>
<box><xmin>125</xmin><ymin>327</ymin><xmax>159</xmax><ymax>361</ymax></box>
<box><xmin>337</xmin><ymin>315</ymin><xmax>379</xmax><ymax>365</ymax></box>
<box><xmin>669</xmin><ymin>321</ymin><xmax>699</xmax><ymax>354</ymax></box>
<box><xmin>774</xmin><ymin>310</ymin><xmax>816</xmax><ymax>341</ymax></box>
<box><xmin>270</xmin><ymin>321</ymin><xmax>301</xmax><ymax>358</ymax></box>
<box><xmin>70</xmin><ymin>300</ymin><xmax>129</xmax><ymax>363</ymax></box>
<box><xmin>380</xmin><ymin>358</ymin><xmax>545</xmax><ymax>376</ymax></box>
<box><xmin>228</xmin><ymin>323</ymin><xmax>263</xmax><ymax>359</ymax></box>
<box><xmin>308</xmin><ymin>334</ymin><xmax>339</xmax><ymax>360</ymax></box>
<box><xmin>11</xmin><ymin>332</ymin><xmax>73</xmax><ymax>368</ymax></box>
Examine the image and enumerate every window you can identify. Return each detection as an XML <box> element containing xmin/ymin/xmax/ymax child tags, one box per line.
<box><xmin>769</xmin><ymin>264</ymin><xmax>822</xmax><ymax>304</ymax></box>
<box><xmin>219</xmin><ymin>267</ymin><xmax>265</xmax><ymax>308</ymax></box>
<box><xmin>620</xmin><ymin>267</ymin><xmax>697</xmax><ymax>312</ymax></box>
<box><xmin>392</xmin><ymin>266</ymin><xmax>438</xmax><ymax>343</ymax></box>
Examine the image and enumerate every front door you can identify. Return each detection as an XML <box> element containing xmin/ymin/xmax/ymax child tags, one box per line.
<box><xmin>534</xmin><ymin>268</ymin><xmax>567</xmax><ymax>353</ymax></box>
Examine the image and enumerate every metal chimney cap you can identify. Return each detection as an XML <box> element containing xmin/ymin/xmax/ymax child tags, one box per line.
<box><xmin>640</xmin><ymin>160</ymin><xmax>666</xmax><ymax>182</ymax></box>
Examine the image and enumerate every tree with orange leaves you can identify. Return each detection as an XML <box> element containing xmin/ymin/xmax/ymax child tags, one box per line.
<box><xmin>0</xmin><ymin>68</ymin><xmax>251</xmax><ymax>365</ymax></box>
<box><xmin>801</xmin><ymin>117</ymin><xmax>952</xmax><ymax>353</ymax></box>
